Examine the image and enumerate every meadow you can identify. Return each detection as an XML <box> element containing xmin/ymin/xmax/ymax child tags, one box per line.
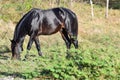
<box><xmin>0</xmin><ymin>0</ymin><xmax>120</xmax><ymax>80</ymax></box>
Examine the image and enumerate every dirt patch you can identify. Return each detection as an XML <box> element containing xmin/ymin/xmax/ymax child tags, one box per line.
<box><xmin>0</xmin><ymin>76</ymin><xmax>14</xmax><ymax>80</ymax></box>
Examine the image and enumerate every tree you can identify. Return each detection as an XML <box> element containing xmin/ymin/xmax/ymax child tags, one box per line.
<box><xmin>56</xmin><ymin>0</ymin><xmax>60</xmax><ymax>7</ymax></box>
<box><xmin>90</xmin><ymin>0</ymin><xmax>94</xmax><ymax>18</ymax></box>
<box><xmin>105</xmin><ymin>0</ymin><xmax>109</xmax><ymax>18</ymax></box>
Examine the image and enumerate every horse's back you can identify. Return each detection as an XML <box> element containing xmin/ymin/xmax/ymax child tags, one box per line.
<box><xmin>27</xmin><ymin>8</ymin><xmax>63</xmax><ymax>35</ymax></box>
<box><xmin>46</xmin><ymin>7</ymin><xmax>78</xmax><ymax>36</ymax></box>
<box><xmin>15</xmin><ymin>7</ymin><xmax>78</xmax><ymax>36</ymax></box>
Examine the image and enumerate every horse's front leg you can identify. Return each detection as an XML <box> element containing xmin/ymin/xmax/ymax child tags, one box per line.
<box><xmin>25</xmin><ymin>36</ymin><xmax>34</xmax><ymax>58</ymax></box>
<box><xmin>34</xmin><ymin>36</ymin><xmax>42</xmax><ymax>56</ymax></box>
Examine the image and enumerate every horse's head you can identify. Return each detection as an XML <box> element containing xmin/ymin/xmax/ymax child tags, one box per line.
<box><xmin>10</xmin><ymin>40</ymin><xmax>20</xmax><ymax>59</ymax></box>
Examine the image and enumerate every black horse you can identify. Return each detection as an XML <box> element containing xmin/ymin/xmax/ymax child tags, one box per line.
<box><xmin>11</xmin><ymin>7</ymin><xmax>78</xmax><ymax>59</ymax></box>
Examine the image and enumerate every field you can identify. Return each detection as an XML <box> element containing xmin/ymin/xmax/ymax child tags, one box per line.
<box><xmin>0</xmin><ymin>0</ymin><xmax>120</xmax><ymax>80</ymax></box>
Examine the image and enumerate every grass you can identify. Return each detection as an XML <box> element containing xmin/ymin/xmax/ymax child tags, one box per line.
<box><xmin>0</xmin><ymin>0</ymin><xmax>120</xmax><ymax>80</ymax></box>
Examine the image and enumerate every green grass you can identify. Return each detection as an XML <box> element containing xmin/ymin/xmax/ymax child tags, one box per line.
<box><xmin>0</xmin><ymin>0</ymin><xmax>120</xmax><ymax>80</ymax></box>
<box><xmin>0</xmin><ymin>39</ymin><xmax>120</xmax><ymax>79</ymax></box>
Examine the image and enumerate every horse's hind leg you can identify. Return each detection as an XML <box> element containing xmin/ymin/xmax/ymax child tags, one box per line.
<box><xmin>60</xmin><ymin>29</ymin><xmax>71</xmax><ymax>49</ymax></box>
<box><xmin>70</xmin><ymin>34</ymin><xmax>78</xmax><ymax>49</ymax></box>
<box><xmin>34</xmin><ymin>36</ymin><xmax>42</xmax><ymax>56</ymax></box>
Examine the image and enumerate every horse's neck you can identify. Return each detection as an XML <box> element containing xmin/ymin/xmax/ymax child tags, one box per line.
<box><xmin>13</xmin><ymin>9</ymin><xmax>33</xmax><ymax>43</ymax></box>
<box><xmin>13</xmin><ymin>16</ymin><xmax>27</xmax><ymax>43</ymax></box>
<box><xmin>13</xmin><ymin>26</ymin><xmax>26</xmax><ymax>44</ymax></box>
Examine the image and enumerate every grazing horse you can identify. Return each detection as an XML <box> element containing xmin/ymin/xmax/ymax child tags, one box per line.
<box><xmin>11</xmin><ymin>7</ymin><xmax>78</xmax><ymax>59</ymax></box>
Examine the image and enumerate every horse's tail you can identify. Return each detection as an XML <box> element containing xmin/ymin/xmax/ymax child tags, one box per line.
<box><xmin>61</xmin><ymin>8</ymin><xmax>78</xmax><ymax>39</ymax></box>
<box><xmin>72</xmin><ymin>14</ymin><xmax>78</xmax><ymax>39</ymax></box>
<box><xmin>69</xmin><ymin>14</ymin><xmax>78</xmax><ymax>48</ymax></box>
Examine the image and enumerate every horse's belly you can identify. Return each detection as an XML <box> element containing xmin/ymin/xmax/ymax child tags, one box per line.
<box><xmin>39</xmin><ymin>17</ymin><xmax>64</xmax><ymax>35</ymax></box>
<box><xmin>38</xmin><ymin>24</ymin><xmax>62</xmax><ymax>35</ymax></box>
<box><xmin>45</xmin><ymin>26</ymin><xmax>61</xmax><ymax>35</ymax></box>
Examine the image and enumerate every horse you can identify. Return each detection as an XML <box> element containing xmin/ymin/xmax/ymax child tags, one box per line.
<box><xmin>11</xmin><ymin>7</ymin><xmax>78</xmax><ymax>59</ymax></box>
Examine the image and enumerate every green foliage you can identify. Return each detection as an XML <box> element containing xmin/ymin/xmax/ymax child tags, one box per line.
<box><xmin>92</xmin><ymin>0</ymin><xmax>120</xmax><ymax>9</ymax></box>
<box><xmin>21</xmin><ymin>71</ymin><xmax>40</xmax><ymax>79</ymax></box>
<box><xmin>1</xmin><ymin>42</ymin><xmax>119</xmax><ymax>79</ymax></box>
<box><xmin>0</xmin><ymin>34</ymin><xmax>120</xmax><ymax>80</ymax></box>
<box><xmin>0</xmin><ymin>0</ymin><xmax>33</xmax><ymax>22</ymax></box>
<box><xmin>38</xmin><ymin>46</ymin><xmax>120</xmax><ymax>80</ymax></box>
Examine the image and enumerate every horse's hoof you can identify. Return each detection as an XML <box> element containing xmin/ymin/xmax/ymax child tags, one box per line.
<box><xmin>38</xmin><ymin>52</ymin><xmax>43</xmax><ymax>56</ymax></box>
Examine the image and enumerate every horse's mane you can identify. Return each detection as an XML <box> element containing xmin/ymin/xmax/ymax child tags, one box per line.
<box><xmin>13</xmin><ymin>9</ymin><xmax>34</xmax><ymax>41</ymax></box>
